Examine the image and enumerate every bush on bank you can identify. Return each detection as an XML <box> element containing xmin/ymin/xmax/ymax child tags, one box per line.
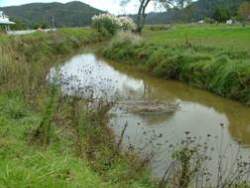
<box><xmin>92</xmin><ymin>14</ymin><xmax>136</xmax><ymax>36</ymax></box>
<box><xmin>103</xmin><ymin>32</ymin><xmax>250</xmax><ymax>105</ymax></box>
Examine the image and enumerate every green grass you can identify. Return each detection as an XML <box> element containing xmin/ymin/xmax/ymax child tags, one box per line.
<box><xmin>0</xmin><ymin>96</ymin><xmax>108</xmax><ymax>188</ymax></box>
<box><xmin>2</xmin><ymin>24</ymin><xmax>249</xmax><ymax>187</ymax></box>
<box><xmin>102</xmin><ymin>24</ymin><xmax>250</xmax><ymax>105</ymax></box>
<box><xmin>0</xmin><ymin>94</ymin><xmax>94</xmax><ymax>188</ymax></box>
<box><xmin>0</xmin><ymin>93</ymin><xmax>153</xmax><ymax>188</ymax></box>
<box><xmin>0</xmin><ymin>29</ymin><xmax>154</xmax><ymax>188</ymax></box>
<box><xmin>144</xmin><ymin>24</ymin><xmax>250</xmax><ymax>52</ymax></box>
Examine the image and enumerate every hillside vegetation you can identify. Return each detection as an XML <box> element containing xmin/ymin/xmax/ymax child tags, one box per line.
<box><xmin>1</xmin><ymin>0</ymin><xmax>249</xmax><ymax>29</ymax></box>
<box><xmin>145</xmin><ymin>0</ymin><xmax>248</xmax><ymax>24</ymax></box>
<box><xmin>102</xmin><ymin>25</ymin><xmax>250</xmax><ymax>105</ymax></box>
<box><xmin>0</xmin><ymin>1</ymin><xmax>103</xmax><ymax>28</ymax></box>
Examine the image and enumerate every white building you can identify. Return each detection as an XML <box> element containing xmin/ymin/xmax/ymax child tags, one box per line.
<box><xmin>0</xmin><ymin>11</ymin><xmax>15</xmax><ymax>31</ymax></box>
<box><xmin>226</xmin><ymin>19</ymin><xmax>233</xmax><ymax>25</ymax></box>
<box><xmin>198</xmin><ymin>20</ymin><xmax>204</xmax><ymax>24</ymax></box>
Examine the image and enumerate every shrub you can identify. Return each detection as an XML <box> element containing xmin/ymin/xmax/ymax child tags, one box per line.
<box><xmin>92</xmin><ymin>14</ymin><xmax>136</xmax><ymax>36</ymax></box>
<box><xmin>238</xmin><ymin>2</ymin><xmax>250</xmax><ymax>21</ymax></box>
<box><xmin>119</xmin><ymin>16</ymin><xmax>136</xmax><ymax>31</ymax></box>
<box><xmin>111</xmin><ymin>31</ymin><xmax>142</xmax><ymax>46</ymax></box>
<box><xmin>103</xmin><ymin>31</ymin><xmax>143</xmax><ymax>60</ymax></box>
<box><xmin>213</xmin><ymin>7</ymin><xmax>231</xmax><ymax>23</ymax></box>
<box><xmin>204</xmin><ymin>17</ymin><xmax>215</xmax><ymax>24</ymax></box>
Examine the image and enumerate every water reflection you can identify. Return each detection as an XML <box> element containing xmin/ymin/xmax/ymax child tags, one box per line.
<box><xmin>48</xmin><ymin>54</ymin><xmax>145</xmax><ymax>100</ymax></box>
<box><xmin>49</xmin><ymin>53</ymin><xmax>250</xmax><ymax>182</ymax></box>
<box><xmin>108</xmin><ymin>61</ymin><xmax>250</xmax><ymax>146</ymax></box>
<box><xmin>110</xmin><ymin>101</ymin><xmax>235</xmax><ymax>177</ymax></box>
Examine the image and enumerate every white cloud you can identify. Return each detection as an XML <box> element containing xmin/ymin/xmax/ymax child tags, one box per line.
<box><xmin>0</xmin><ymin>0</ymin><xmax>159</xmax><ymax>14</ymax></box>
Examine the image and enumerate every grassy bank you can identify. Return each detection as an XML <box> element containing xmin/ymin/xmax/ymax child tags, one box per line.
<box><xmin>102</xmin><ymin>25</ymin><xmax>250</xmax><ymax>105</ymax></box>
<box><xmin>144</xmin><ymin>24</ymin><xmax>250</xmax><ymax>52</ymax></box>
<box><xmin>0</xmin><ymin>28</ymin><xmax>102</xmax><ymax>95</ymax></box>
<box><xmin>0</xmin><ymin>29</ymin><xmax>154</xmax><ymax>187</ymax></box>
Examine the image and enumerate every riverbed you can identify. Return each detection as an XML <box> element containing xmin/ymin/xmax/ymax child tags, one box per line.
<box><xmin>48</xmin><ymin>53</ymin><xmax>250</xmax><ymax>184</ymax></box>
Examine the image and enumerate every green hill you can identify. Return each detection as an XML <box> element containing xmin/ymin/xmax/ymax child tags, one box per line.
<box><xmin>145</xmin><ymin>0</ymin><xmax>248</xmax><ymax>24</ymax></box>
<box><xmin>0</xmin><ymin>1</ymin><xmax>103</xmax><ymax>28</ymax></box>
<box><xmin>1</xmin><ymin>0</ymin><xmax>248</xmax><ymax>28</ymax></box>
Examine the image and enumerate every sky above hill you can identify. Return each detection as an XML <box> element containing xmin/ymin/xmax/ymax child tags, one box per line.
<box><xmin>0</xmin><ymin>0</ymin><xmax>158</xmax><ymax>14</ymax></box>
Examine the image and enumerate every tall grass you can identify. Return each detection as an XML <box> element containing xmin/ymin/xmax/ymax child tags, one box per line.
<box><xmin>0</xmin><ymin>30</ymin><xmax>155</xmax><ymax>187</ymax></box>
<box><xmin>102</xmin><ymin>30</ymin><xmax>250</xmax><ymax>105</ymax></box>
<box><xmin>0</xmin><ymin>29</ymin><xmax>102</xmax><ymax>96</ymax></box>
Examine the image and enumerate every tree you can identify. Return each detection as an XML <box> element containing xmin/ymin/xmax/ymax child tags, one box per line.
<box><xmin>238</xmin><ymin>2</ymin><xmax>250</xmax><ymax>21</ymax></box>
<box><xmin>32</xmin><ymin>22</ymin><xmax>49</xmax><ymax>30</ymax></box>
<box><xmin>213</xmin><ymin>7</ymin><xmax>230</xmax><ymax>23</ymax></box>
<box><xmin>10</xmin><ymin>18</ymin><xmax>28</xmax><ymax>30</ymax></box>
<box><xmin>121</xmin><ymin>0</ymin><xmax>192</xmax><ymax>33</ymax></box>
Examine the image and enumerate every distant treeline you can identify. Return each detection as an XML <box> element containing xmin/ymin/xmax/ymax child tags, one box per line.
<box><xmin>145</xmin><ymin>0</ymin><xmax>250</xmax><ymax>24</ymax></box>
<box><xmin>1</xmin><ymin>0</ymin><xmax>250</xmax><ymax>30</ymax></box>
<box><xmin>0</xmin><ymin>1</ymin><xmax>103</xmax><ymax>30</ymax></box>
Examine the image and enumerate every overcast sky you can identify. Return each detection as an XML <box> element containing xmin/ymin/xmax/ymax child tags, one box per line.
<box><xmin>0</xmin><ymin>0</ymin><xmax>159</xmax><ymax>14</ymax></box>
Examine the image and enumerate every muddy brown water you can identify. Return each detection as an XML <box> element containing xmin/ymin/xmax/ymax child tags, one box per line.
<box><xmin>48</xmin><ymin>53</ymin><xmax>250</xmax><ymax>183</ymax></box>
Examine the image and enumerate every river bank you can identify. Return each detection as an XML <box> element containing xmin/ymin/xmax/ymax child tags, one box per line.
<box><xmin>0</xmin><ymin>29</ymin><xmax>154</xmax><ymax>187</ymax></box>
<box><xmin>46</xmin><ymin>52</ymin><xmax>250</xmax><ymax>187</ymax></box>
<box><xmin>102</xmin><ymin>25</ymin><xmax>250</xmax><ymax>105</ymax></box>
<box><xmin>1</xmin><ymin>25</ymin><xmax>250</xmax><ymax>187</ymax></box>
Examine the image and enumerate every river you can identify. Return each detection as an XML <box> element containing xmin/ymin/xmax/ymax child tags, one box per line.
<box><xmin>48</xmin><ymin>53</ymin><xmax>250</xmax><ymax>185</ymax></box>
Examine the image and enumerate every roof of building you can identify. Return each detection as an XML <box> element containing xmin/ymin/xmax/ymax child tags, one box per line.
<box><xmin>0</xmin><ymin>11</ymin><xmax>15</xmax><ymax>25</ymax></box>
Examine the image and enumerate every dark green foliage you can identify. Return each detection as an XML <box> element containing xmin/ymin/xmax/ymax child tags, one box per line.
<box><xmin>144</xmin><ymin>0</ymin><xmax>249</xmax><ymax>24</ymax></box>
<box><xmin>10</xmin><ymin>18</ymin><xmax>28</xmax><ymax>30</ymax></box>
<box><xmin>32</xmin><ymin>22</ymin><xmax>49</xmax><ymax>29</ymax></box>
<box><xmin>213</xmin><ymin>7</ymin><xmax>231</xmax><ymax>22</ymax></box>
<box><xmin>0</xmin><ymin>1</ymin><xmax>103</xmax><ymax>28</ymax></box>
